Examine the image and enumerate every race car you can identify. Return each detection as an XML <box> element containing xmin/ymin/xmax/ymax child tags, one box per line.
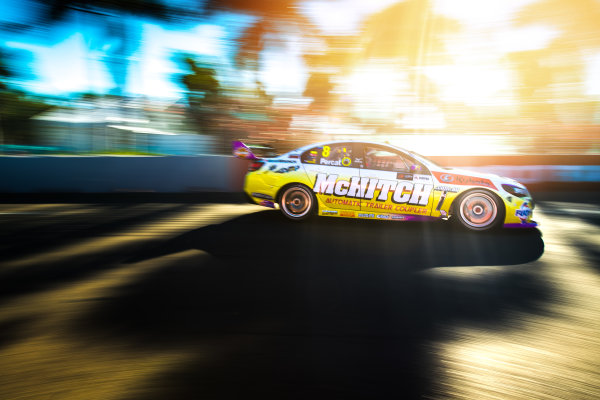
<box><xmin>233</xmin><ymin>140</ymin><xmax>537</xmax><ymax>231</ymax></box>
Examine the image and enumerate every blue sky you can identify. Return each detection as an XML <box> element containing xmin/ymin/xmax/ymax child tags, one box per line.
<box><xmin>0</xmin><ymin>0</ymin><xmax>257</xmax><ymax>98</ymax></box>
<box><xmin>0</xmin><ymin>0</ymin><xmax>408</xmax><ymax>99</ymax></box>
<box><xmin>1</xmin><ymin>0</ymin><xmax>598</xmax><ymax>103</ymax></box>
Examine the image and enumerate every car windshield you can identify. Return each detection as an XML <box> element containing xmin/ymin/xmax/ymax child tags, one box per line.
<box><xmin>406</xmin><ymin>150</ymin><xmax>443</xmax><ymax>169</ymax></box>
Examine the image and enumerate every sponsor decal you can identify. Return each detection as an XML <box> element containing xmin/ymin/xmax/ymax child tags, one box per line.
<box><xmin>234</xmin><ymin>147</ymin><xmax>250</xmax><ymax>158</ymax></box>
<box><xmin>341</xmin><ymin>157</ymin><xmax>352</xmax><ymax>167</ymax></box>
<box><xmin>432</xmin><ymin>172</ymin><xmax>497</xmax><ymax>190</ymax></box>
<box><xmin>364</xmin><ymin>202</ymin><xmax>393</xmax><ymax>210</ymax></box>
<box><xmin>271</xmin><ymin>159</ymin><xmax>297</xmax><ymax>164</ymax></box>
<box><xmin>392</xmin><ymin>205</ymin><xmax>428</xmax><ymax>214</ymax></box>
<box><xmin>413</xmin><ymin>174</ymin><xmax>432</xmax><ymax>183</ymax></box>
<box><xmin>340</xmin><ymin>211</ymin><xmax>355</xmax><ymax>217</ymax></box>
<box><xmin>320</xmin><ymin>158</ymin><xmax>342</xmax><ymax>166</ymax></box>
<box><xmin>325</xmin><ymin>198</ymin><xmax>361</xmax><ymax>207</ymax></box>
<box><xmin>313</xmin><ymin>173</ymin><xmax>432</xmax><ymax>206</ymax></box>
<box><xmin>322</xmin><ymin>210</ymin><xmax>338</xmax><ymax>215</ymax></box>
<box><xmin>434</xmin><ymin>185</ymin><xmax>460</xmax><ymax>192</ymax></box>
<box><xmin>397</xmin><ymin>173</ymin><xmax>413</xmax><ymax>180</ymax></box>
<box><xmin>269</xmin><ymin>165</ymin><xmax>277</xmax><ymax>171</ymax></box>
<box><xmin>251</xmin><ymin>192</ymin><xmax>273</xmax><ymax>200</ymax></box>
<box><xmin>358</xmin><ymin>213</ymin><xmax>375</xmax><ymax>218</ymax></box>
<box><xmin>361</xmin><ymin>202</ymin><xmax>428</xmax><ymax>214</ymax></box>
<box><xmin>377</xmin><ymin>214</ymin><xmax>391</xmax><ymax>219</ymax></box>
<box><xmin>391</xmin><ymin>215</ymin><xmax>406</xmax><ymax>220</ymax></box>
<box><xmin>439</xmin><ymin>173</ymin><xmax>453</xmax><ymax>182</ymax></box>
<box><xmin>275</xmin><ymin>165</ymin><xmax>300</xmax><ymax>173</ymax></box>
<box><xmin>515</xmin><ymin>202</ymin><xmax>531</xmax><ymax>223</ymax></box>
<box><xmin>436</xmin><ymin>191</ymin><xmax>447</xmax><ymax>211</ymax></box>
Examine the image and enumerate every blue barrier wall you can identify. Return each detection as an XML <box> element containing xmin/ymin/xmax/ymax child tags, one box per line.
<box><xmin>0</xmin><ymin>155</ymin><xmax>598</xmax><ymax>193</ymax></box>
<box><xmin>0</xmin><ymin>156</ymin><xmax>249</xmax><ymax>193</ymax></box>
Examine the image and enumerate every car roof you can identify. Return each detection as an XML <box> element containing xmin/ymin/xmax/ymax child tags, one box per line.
<box><xmin>290</xmin><ymin>140</ymin><xmax>411</xmax><ymax>155</ymax></box>
<box><xmin>285</xmin><ymin>140</ymin><xmax>439</xmax><ymax>169</ymax></box>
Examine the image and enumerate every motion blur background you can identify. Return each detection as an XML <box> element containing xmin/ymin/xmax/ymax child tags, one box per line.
<box><xmin>1</xmin><ymin>4</ymin><xmax>600</xmax><ymax>399</ymax></box>
<box><xmin>0</xmin><ymin>0</ymin><xmax>599</xmax><ymax>157</ymax></box>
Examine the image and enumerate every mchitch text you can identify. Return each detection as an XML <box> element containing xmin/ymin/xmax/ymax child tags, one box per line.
<box><xmin>313</xmin><ymin>173</ymin><xmax>432</xmax><ymax>206</ymax></box>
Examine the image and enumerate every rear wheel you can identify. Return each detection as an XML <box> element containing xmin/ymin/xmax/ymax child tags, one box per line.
<box><xmin>279</xmin><ymin>184</ymin><xmax>315</xmax><ymax>221</ymax></box>
<box><xmin>455</xmin><ymin>191</ymin><xmax>503</xmax><ymax>231</ymax></box>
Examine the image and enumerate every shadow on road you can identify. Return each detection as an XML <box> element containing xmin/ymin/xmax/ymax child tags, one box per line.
<box><xmin>129</xmin><ymin>210</ymin><xmax>544</xmax><ymax>267</ymax></box>
<box><xmin>71</xmin><ymin>211</ymin><xmax>548</xmax><ymax>399</ymax></box>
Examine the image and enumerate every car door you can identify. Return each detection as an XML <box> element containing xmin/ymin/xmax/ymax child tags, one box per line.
<box><xmin>301</xmin><ymin>142</ymin><xmax>361</xmax><ymax>214</ymax></box>
<box><xmin>359</xmin><ymin>144</ymin><xmax>434</xmax><ymax>217</ymax></box>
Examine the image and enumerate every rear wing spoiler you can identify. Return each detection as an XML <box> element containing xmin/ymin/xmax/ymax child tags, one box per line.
<box><xmin>232</xmin><ymin>141</ymin><xmax>258</xmax><ymax>160</ymax></box>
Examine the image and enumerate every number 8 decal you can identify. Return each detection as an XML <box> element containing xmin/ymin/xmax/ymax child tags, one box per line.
<box><xmin>322</xmin><ymin>146</ymin><xmax>330</xmax><ymax>158</ymax></box>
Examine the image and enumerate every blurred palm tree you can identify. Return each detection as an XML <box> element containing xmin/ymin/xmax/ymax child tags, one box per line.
<box><xmin>34</xmin><ymin>0</ymin><xmax>187</xmax><ymax>96</ymax></box>
<box><xmin>361</xmin><ymin>0</ymin><xmax>458</xmax><ymax>66</ymax></box>
<box><xmin>203</xmin><ymin>0</ymin><xmax>305</xmax><ymax>91</ymax></box>
<box><xmin>512</xmin><ymin>0</ymin><xmax>600</xmax><ymax>121</ymax></box>
<box><xmin>360</xmin><ymin>0</ymin><xmax>458</xmax><ymax>106</ymax></box>
<box><xmin>0</xmin><ymin>49</ymin><xmax>11</xmax><ymax>90</ymax></box>
<box><xmin>518</xmin><ymin>0</ymin><xmax>600</xmax><ymax>47</ymax></box>
<box><xmin>303</xmin><ymin>72</ymin><xmax>334</xmax><ymax>111</ymax></box>
<box><xmin>0</xmin><ymin>48</ymin><xmax>51</xmax><ymax>146</ymax></box>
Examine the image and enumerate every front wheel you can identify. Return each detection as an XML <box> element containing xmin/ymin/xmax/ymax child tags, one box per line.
<box><xmin>279</xmin><ymin>184</ymin><xmax>316</xmax><ymax>221</ymax></box>
<box><xmin>454</xmin><ymin>191</ymin><xmax>504</xmax><ymax>231</ymax></box>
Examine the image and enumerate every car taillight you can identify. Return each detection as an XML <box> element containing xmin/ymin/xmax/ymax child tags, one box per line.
<box><xmin>248</xmin><ymin>160</ymin><xmax>264</xmax><ymax>172</ymax></box>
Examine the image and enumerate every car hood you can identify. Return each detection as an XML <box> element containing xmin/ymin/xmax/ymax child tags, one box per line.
<box><xmin>429</xmin><ymin>166</ymin><xmax>524</xmax><ymax>189</ymax></box>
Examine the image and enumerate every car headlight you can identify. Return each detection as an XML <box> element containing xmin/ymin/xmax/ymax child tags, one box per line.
<box><xmin>502</xmin><ymin>184</ymin><xmax>529</xmax><ymax>198</ymax></box>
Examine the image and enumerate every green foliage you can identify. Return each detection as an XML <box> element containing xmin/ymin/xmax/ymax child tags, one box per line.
<box><xmin>0</xmin><ymin>50</ymin><xmax>12</xmax><ymax>90</ymax></box>
<box><xmin>203</xmin><ymin>0</ymin><xmax>299</xmax><ymax>18</ymax></box>
<box><xmin>0</xmin><ymin>91</ymin><xmax>52</xmax><ymax>145</ymax></box>
<box><xmin>44</xmin><ymin>0</ymin><xmax>173</xmax><ymax>21</ymax></box>
<box><xmin>303</xmin><ymin>73</ymin><xmax>334</xmax><ymax>110</ymax></box>
<box><xmin>180</xmin><ymin>57</ymin><xmax>221</xmax><ymax>106</ymax></box>
<box><xmin>255</xmin><ymin>81</ymin><xmax>273</xmax><ymax>106</ymax></box>
<box><xmin>235</xmin><ymin>20</ymin><xmax>267</xmax><ymax>69</ymax></box>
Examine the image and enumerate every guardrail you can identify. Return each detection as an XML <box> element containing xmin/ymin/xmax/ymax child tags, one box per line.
<box><xmin>0</xmin><ymin>155</ymin><xmax>598</xmax><ymax>193</ymax></box>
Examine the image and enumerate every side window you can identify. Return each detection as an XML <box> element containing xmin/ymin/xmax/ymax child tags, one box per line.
<box><xmin>364</xmin><ymin>146</ymin><xmax>410</xmax><ymax>172</ymax></box>
<box><xmin>300</xmin><ymin>147</ymin><xmax>321</xmax><ymax>164</ymax></box>
<box><xmin>301</xmin><ymin>143</ymin><xmax>359</xmax><ymax>168</ymax></box>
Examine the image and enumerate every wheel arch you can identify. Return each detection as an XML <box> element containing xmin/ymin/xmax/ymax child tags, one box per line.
<box><xmin>449</xmin><ymin>187</ymin><xmax>506</xmax><ymax>227</ymax></box>
<box><xmin>276</xmin><ymin>182</ymin><xmax>319</xmax><ymax>215</ymax></box>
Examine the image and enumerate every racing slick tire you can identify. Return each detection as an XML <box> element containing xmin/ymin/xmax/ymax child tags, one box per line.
<box><xmin>279</xmin><ymin>184</ymin><xmax>316</xmax><ymax>221</ymax></box>
<box><xmin>454</xmin><ymin>190</ymin><xmax>504</xmax><ymax>231</ymax></box>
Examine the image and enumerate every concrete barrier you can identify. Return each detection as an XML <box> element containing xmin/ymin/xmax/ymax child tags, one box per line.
<box><xmin>0</xmin><ymin>156</ymin><xmax>249</xmax><ymax>193</ymax></box>
<box><xmin>0</xmin><ymin>155</ymin><xmax>597</xmax><ymax>193</ymax></box>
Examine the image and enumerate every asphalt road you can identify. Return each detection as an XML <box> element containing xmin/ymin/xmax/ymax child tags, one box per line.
<box><xmin>0</xmin><ymin>193</ymin><xmax>599</xmax><ymax>399</ymax></box>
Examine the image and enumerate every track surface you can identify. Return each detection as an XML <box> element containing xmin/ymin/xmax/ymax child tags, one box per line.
<box><xmin>0</xmin><ymin>194</ymin><xmax>599</xmax><ymax>399</ymax></box>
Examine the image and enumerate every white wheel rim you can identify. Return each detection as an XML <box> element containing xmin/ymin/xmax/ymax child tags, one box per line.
<box><xmin>282</xmin><ymin>187</ymin><xmax>311</xmax><ymax>217</ymax></box>
<box><xmin>459</xmin><ymin>192</ymin><xmax>497</xmax><ymax>228</ymax></box>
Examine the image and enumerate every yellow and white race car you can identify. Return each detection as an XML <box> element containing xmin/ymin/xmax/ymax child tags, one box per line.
<box><xmin>233</xmin><ymin>140</ymin><xmax>536</xmax><ymax>231</ymax></box>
